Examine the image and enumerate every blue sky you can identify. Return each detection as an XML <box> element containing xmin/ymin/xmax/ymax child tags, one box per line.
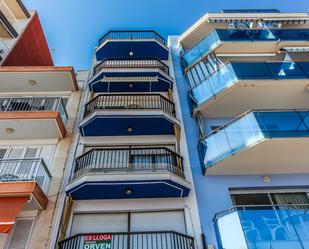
<box><xmin>23</xmin><ymin>0</ymin><xmax>309</xmax><ymax>70</ymax></box>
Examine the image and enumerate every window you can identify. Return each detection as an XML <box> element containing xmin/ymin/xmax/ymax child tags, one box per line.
<box><xmin>71</xmin><ymin>213</ymin><xmax>128</xmax><ymax>235</ymax></box>
<box><xmin>231</xmin><ymin>191</ymin><xmax>309</xmax><ymax>206</ymax></box>
<box><xmin>0</xmin><ymin>146</ymin><xmax>54</xmax><ymax>167</ymax></box>
<box><xmin>232</xmin><ymin>193</ymin><xmax>271</xmax><ymax>205</ymax></box>
<box><xmin>71</xmin><ymin>211</ymin><xmax>186</xmax><ymax>235</ymax></box>
<box><xmin>5</xmin><ymin>218</ymin><xmax>34</xmax><ymax>249</ymax></box>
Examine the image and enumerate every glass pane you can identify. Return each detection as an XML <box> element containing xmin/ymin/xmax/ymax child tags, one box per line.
<box><xmin>225</xmin><ymin>112</ymin><xmax>264</xmax><ymax>153</ymax></box>
<box><xmin>204</xmin><ymin>129</ymin><xmax>231</xmax><ymax>167</ymax></box>
<box><xmin>268</xmin><ymin>62</ymin><xmax>305</xmax><ymax>79</ymax></box>
<box><xmin>239</xmin><ymin>208</ymin><xmax>303</xmax><ymax>249</ymax></box>
<box><xmin>255</xmin><ymin>111</ymin><xmax>309</xmax><ymax>138</ymax></box>
<box><xmin>215</xmin><ymin>210</ymin><xmax>248</xmax><ymax>249</ymax></box>
<box><xmin>288</xmin><ymin>209</ymin><xmax>309</xmax><ymax>248</ymax></box>
<box><xmin>232</xmin><ymin>62</ymin><xmax>273</xmax><ymax>79</ymax></box>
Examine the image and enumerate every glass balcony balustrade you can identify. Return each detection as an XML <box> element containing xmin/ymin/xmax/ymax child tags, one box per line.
<box><xmin>215</xmin><ymin>205</ymin><xmax>309</xmax><ymax>249</ymax></box>
<box><xmin>181</xmin><ymin>29</ymin><xmax>309</xmax><ymax>69</ymax></box>
<box><xmin>200</xmin><ymin>110</ymin><xmax>309</xmax><ymax>169</ymax></box>
<box><xmin>190</xmin><ymin>61</ymin><xmax>309</xmax><ymax>109</ymax></box>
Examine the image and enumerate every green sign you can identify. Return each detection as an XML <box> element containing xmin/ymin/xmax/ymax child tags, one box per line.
<box><xmin>83</xmin><ymin>234</ymin><xmax>112</xmax><ymax>249</ymax></box>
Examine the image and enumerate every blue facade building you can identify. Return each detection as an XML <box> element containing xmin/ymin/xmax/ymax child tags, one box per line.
<box><xmin>171</xmin><ymin>9</ymin><xmax>309</xmax><ymax>249</ymax></box>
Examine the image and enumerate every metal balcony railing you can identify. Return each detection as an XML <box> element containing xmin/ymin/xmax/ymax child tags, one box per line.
<box><xmin>93</xmin><ymin>58</ymin><xmax>170</xmax><ymax>76</ymax></box>
<box><xmin>0</xmin><ymin>0</ymin><xmax>17</xmax><ymax>28</ymax></box>
<box><xmin>84</xmin><ymin>94</ymin><xmax>176</xmax><ymax>118</ymax></box>
<box><xmin>59</xmin><ymin>231</ymin><xmax>195</xmax><ymax>249</ymax></box>
<box><xmin>72</xmin><ymin>147</ymin><xmax>185</xmax><ymax>180</ymax></box>
<box><xmin>0</xmin><ymin>158</ymin><xmax>51</xmax><ymax>193</ymax></box>
<box><xmin>98</xmin><ymin>30</ymin><xmax>166</xmax><ymax>47</ymax></box>
<box><xmin>0</xmin><ymin>97</ymin><xmax>68</xmax><ymax>123</ymax></box>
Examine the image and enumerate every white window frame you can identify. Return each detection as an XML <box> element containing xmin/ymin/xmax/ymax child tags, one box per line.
<box><xmin>4</xmin><ymin>217</ymin><xmax>36</xmax><ymax>249</ymax></box>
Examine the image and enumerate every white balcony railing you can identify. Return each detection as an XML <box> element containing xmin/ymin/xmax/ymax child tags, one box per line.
<box><xmin>0</xmin><ymin>0</ymin><xmax>17</xmax><ymax>28</ymax></box>
<box><xmin>0</xmin><ymin>158</ymin><xmax>51</xmax><ymax>193</ymax></box>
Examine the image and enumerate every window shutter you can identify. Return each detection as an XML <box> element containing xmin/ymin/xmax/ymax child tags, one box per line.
<box><xmin>6</xmin><ymin>219</ymin><xmax>33</xmax><ymax>249</ymax></box>
<box><xmin>130</xmin><ymin>211</ymin><xmax>186</xmax><ymax>234</ymax></box>
<box><xmin>71</xmin><ymin>213</ymin><xmax>128</xmax><ymax>235</ymax></box>
<box><xmin>7</xmin><ymin>148</ymin><xmax>23</xmax><ymax>159</ymax></box>
<box><xmin>24</xmin><ymin>148</ymin><xmax>38</xmax><ymax>158</ymax></box>
<box><xmin>39</xmin><ymin>146</ymin><xmax>55</xmax><ymax>167</ymax></box>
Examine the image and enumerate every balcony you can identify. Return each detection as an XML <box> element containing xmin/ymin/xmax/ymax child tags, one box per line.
<box><xmin>215</xmin><ymin>205</ymin><xmax>309</xmax><ymax>249</ymax></box>
<box><xmin>199</xmin><ymin>110</ymin><xmax>309</xmax><ymax>175</ymax></box>
<box><xmin>66</xmin><ymin>147</ymin><xmax>190</xmax><ymax>199</ymax></box>
<box><xmin>0</xmin><ymin>97</ymin><xmax>67</xmax><ymax>139</ymax></box>
<box><xmin>89</xmin><ymin>58</ymin><xmax>173</xmax><ymax>92</ymax></box>
<box><xmin>181</xmin><ymin>29</ymin><xmax>309</xmax><ymax>70</ymax></box>
<box><xmin>0</xmin><ymin>0</ymin><xmax>18</xmax><ymax>38</ymax></box>
<box><xmin>190</xmin><ymin>61</ymin><xmax>309</xmax><ymax>117</ymax></box>
<box><xmin>0</xmin><ymin>158</ymin><xmax>51</xmax><ymax>209</ymax></box>
<box><xmin>96</xmin><ymin>31</ymin><xmax>169</xmax><ymax>61</ymax></box>
<box><xmin>59</xmin><ymin>231</ymin><xmax>195</xmax><ymax>249</ymax></box>
<box><xmin>0</xmin><ymin>66</ymin><xmax>78</xmax><ymax>92</ymax></box>
<box><xmin>80</xmin><ymin>94</ymin><xmax>179</xmax><ymax>136</ymax></box>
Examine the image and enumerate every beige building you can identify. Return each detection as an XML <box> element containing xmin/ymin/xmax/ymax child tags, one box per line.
<box><xmin>0</xmin><ymin>1</ymin><xmax>86</xmax><ymax>248</ymax></box>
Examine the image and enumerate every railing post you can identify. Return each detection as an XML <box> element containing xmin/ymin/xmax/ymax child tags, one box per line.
<box><xmin>128</xmin><ymin>146</ymin><xmax>132</xmax><ymax>171</ymax></box>
<box><xmin>4</xmin><ymin>98</ymin><xmax>12</xmax><ymax>111</ymax></box>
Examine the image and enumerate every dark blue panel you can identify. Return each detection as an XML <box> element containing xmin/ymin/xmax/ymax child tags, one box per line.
<box><xmin>67</xmin><ymin>180</ymin><xmax>190</xmax><ymax>200</ymax></box>
<box><xmin>233</xmin><ymin>62</ymin><xmax>309</xmax><ymax>80</ymax></box>
<box><xmin>80</xmin><ymin>116</ymin><xmax>175</xmax><ymax>136</ymax></box>
<box><xmin>96</xmin><ymin>41</ymin><xmax>169</xmax><ymax>61</ymax></box>
<box><xmin>253</xmin><ymin>111</ymin><xmax>309</xmax><ymax>138</ymax></box>
<box><xmin>90</xmin><ymin>81</ymin><xmax>172</xmax><ymax>93</ymax></box>
<box><xmin>217</xmin><ymin>29</ymin><xmax>277</xmax><ymax>41</ymax></box>
<box><xmin>273</xmin><ymin>29</ymin><xmax>309</xmax><ymax>41</ymax></box>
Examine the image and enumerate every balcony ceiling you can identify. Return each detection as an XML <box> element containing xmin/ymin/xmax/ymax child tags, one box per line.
<box><xmin>198</xmin><ymin>79</ymin><xmax>309</xmax><ymax>118</ymax></box>
<box><xmin>206</xmin><ymin>138</ymin><xmax>309</xmax><ymax>175</ymax></box>
<box><xmin>96</xmin><ymin>41</ymin><xmax>169</xmax><ymax>61</ymax></box>
<box><xmin>66</xmin><ymin>173</ymin><xmax>190</xmax><ymax>200</ymax></box>
<box><xmin>80</xmin><ymin>112</ymin><xmax>178</xmax><ymax>136</ymax></box>
<box><xmin>0</xmin><ymin>67</ymin><xmax>78</xmax><ymax>93</ymax></box>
